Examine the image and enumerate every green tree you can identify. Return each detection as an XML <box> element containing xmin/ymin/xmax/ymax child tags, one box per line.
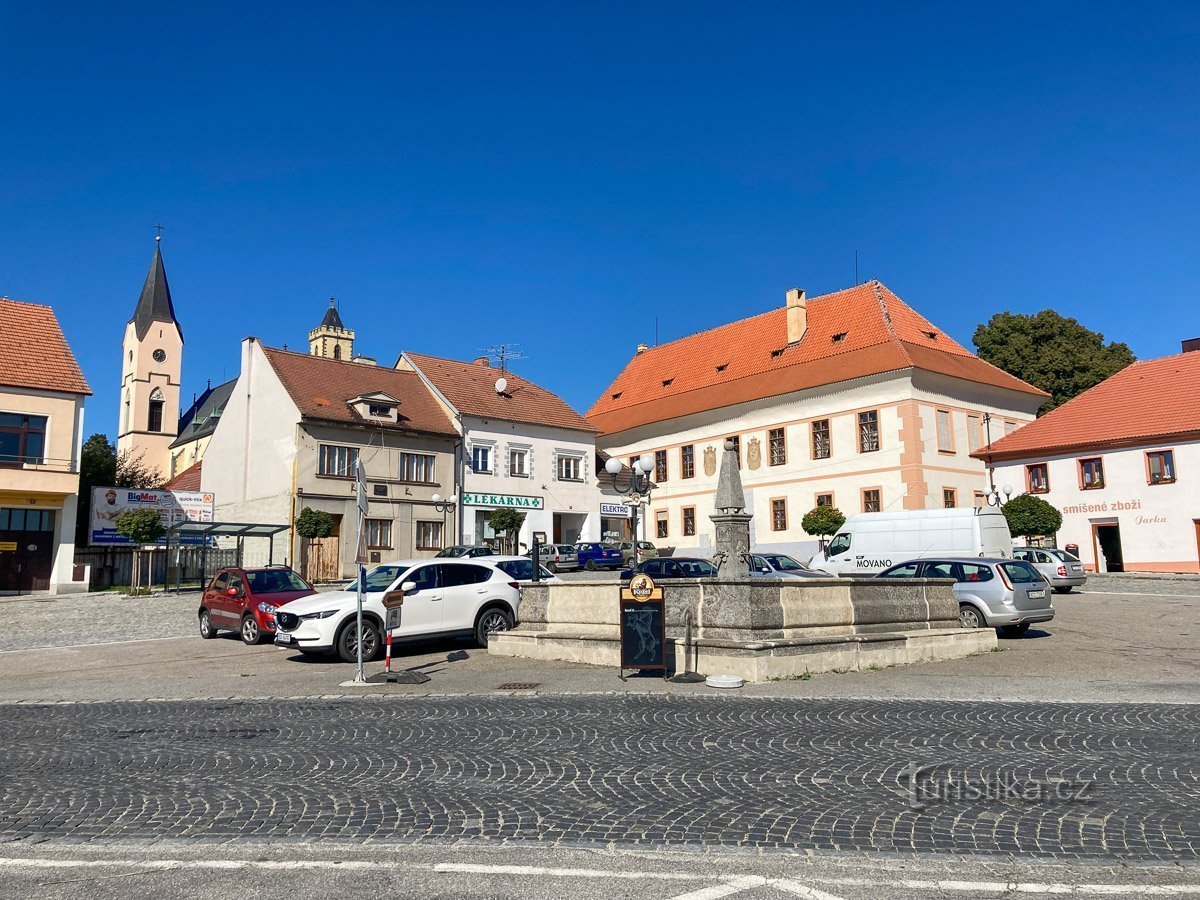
<box><xmin>114</xmin><ymin>508</ymin><xmax>165</xmax><ymax>593</ymax></box>
<box><xmin>801</xmin><ymin>506</ymin><xmax>846</xmax><ymax>549</ymax></box>
<box><xmin>488</xmin><ymin>508</ymin><xmax>525</xmax><ymax>554</ymax></box>
<box><xmin>1001</xmin><ymin>493</ymin><xmax>1063</xmax><ymax>541</ymax></box>
<box><xmin>295</xmin><ymin>508</ymin><xmax>335</xmax><ymax>580</ymax></box>
<box><xmin>973</xmin><ymin>310</ymin><xmax>1134</xmax><ymax>413</ymax></box>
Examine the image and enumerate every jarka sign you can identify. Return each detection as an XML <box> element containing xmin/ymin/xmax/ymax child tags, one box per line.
<box><xmin>461</xmin><ymin>492</ymin><xmax>544</xmax><ymax>510</ymax></box>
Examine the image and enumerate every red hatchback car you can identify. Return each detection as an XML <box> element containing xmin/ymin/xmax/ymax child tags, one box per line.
<box><xmin>198</xmin><ymin>566</ymin><xmax>317</xmax><ymax>645</ymax></box>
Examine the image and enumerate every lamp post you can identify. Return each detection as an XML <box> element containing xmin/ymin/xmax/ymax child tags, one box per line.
<box><xmin>430</xmin><ymin>494</ymin><xmax>457</xmax><ymax>552</ymax></box>
<box><xmin>986</xmin><ymin>484</ymin><xmax>1013</xmax><ymax>507</ymax></box>
<box><xmin>604</xmin><ymin>454</ymin><xmax>656</xmax><ymax>565</ymax></box>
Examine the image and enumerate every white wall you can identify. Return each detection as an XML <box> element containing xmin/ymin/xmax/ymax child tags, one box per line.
<box><xmin>993</xmin><ymin>439</ymin><xmax>1200</xmax><ymax>573</ymax></box>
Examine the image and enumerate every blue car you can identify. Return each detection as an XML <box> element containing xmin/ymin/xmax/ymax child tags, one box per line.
<box><xmin>574</xmin><ymin>542</ymin><xmax>624</xmax><ymax>571</ymax></box>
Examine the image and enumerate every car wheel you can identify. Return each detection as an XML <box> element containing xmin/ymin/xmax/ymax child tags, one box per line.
<box><xmin>241</xmin><ymin>614</ymin><xmax>263</xmax><ymax>645</ymax></box>
<box><xmin>1054</xmin><ymin>586</ymin><xmax>1072</xmax><ymax>594</ymax></box>
<box><xmin>198</xmin><ymin>609</ymin><xmax>216</xmax><ymax>639</ymax></box>
<box><xmin>958</xmin><ymin>604</ymin><xmax>986</xmax><ymax>629</ymax></box>
<box><xmin>475</xmin><ymin>607</ymin><xmax>513</xmax><ymax>647</ymax></box>
<box><xmin>585</xmin><ymin>559</ymin><xmax>597</xmax><ymax>571</ymax></box>
<box><xmin>336</xmin><ymin>619</ymin><xmax>381</xmax><ymax>664</ymax></box>
<box><xmin>548</xmin><ymin>563</ymin><xmax>559</xmax><ymax>573</ymax></box>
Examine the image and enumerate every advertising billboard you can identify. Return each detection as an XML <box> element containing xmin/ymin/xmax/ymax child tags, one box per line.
<box><xmin>89</xmin><ymin>487</ymin><xmax>215</xmax><ymax>546</ymax></box>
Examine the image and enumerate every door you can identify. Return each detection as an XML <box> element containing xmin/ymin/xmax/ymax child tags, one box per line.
<box><xmin>1093</xmin><ymin>524</ymin><xmax>1124</xmax><ymax>573</ymax></box>
<box><xmin>437</xmin><ymin>563</ymin><xmax>494</xmax><ymax>631</ymax></box>
<box><xmin>206</xmin><ymin>572</ymin><xmax>236</xmax><ymax>625</ymax></box>
<box><xmin>0</xmin><ymin>508</ymin><xmax>55</xmax><ymax>592</ymax></box>
<box><xmin>394</xmin><ymin>563</ymin><xmax>443</xmax><ymax>637</ymax></box>
<box><xmin>226</xmin><ymin>571</ymin><xmax>248</xmax><ymax>622</ymax></box>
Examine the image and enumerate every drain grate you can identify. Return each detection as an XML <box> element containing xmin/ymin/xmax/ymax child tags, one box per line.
<box><xmin>496</xmin><ymin>683</ymin><xmax>541</xmax><ymax>691</ymax></box>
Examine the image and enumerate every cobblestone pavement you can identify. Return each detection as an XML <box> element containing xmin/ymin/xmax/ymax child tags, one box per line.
<box><xmin>1</xmin><ymin>696</ymin><xmax>1197</xmax><ymax>861</ymax></box>
<box><xmin>0</xmin><ymin>592</ymin><xmax>199</xmax><ymax>652</ymax></box>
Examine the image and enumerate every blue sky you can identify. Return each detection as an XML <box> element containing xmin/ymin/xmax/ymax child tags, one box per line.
<box><xmin>2</xmin><ymin>2</ymin><xmax>1197</xmax><ymax>439</ymax></box>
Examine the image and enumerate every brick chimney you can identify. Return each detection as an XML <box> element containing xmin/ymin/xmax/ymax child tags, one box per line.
<box><xmin>473</xmin><ymin>356</ymin><xmax>491</xmax><ymax>366</ymax></box>
<box><xmin>636</xmin><ymin>343</ymin><xmax>649</xmax><ymax>354</ymax></box>
<box><xmin>786</xmin><ymin>288</ymin><xmax>807</xmax><ymax>344</ymax></box>
<box><xmin>1183</xmin><ymin>338</ymin><xmax>1200</xmax><ymax>353</ymax></box>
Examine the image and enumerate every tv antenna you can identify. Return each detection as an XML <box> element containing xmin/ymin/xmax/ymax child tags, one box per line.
<box><xmin>480</xmin><ymin>343</ymin><xmax>527</xmax><ymax>373</ymax></box>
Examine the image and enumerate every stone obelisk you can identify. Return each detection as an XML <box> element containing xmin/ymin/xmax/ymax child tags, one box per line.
<box><xmin>710</xmin><ymin>440</ymin><xmax>753</xmax><ymax>580</ymax></box>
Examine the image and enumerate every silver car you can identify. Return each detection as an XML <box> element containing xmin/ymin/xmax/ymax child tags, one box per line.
<box><xmin>877</xmin><ymin>557</ymin><xmax>1054</xmax><ymax>637</ymax></box>
<box><xmin>749</xmin><ymin>553</ymin><xmax>827</xmax><ymax>579</ymax></box>
<box><xmin>537</xmin><ymin>544</ymin><xmax>579</xmax><ymax>572</ymax></box>
<box><xmin>1012</xmin><ymin>547</ymin><xmax>1086</xmax><ymax>594</ymax></box>
<box><xmin>617</xmin><ymin>540</ymin><xmax>659</xmax><ymax>565</ymax></box>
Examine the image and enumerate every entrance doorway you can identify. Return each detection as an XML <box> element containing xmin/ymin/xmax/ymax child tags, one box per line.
<box><xmin>1092</xmin><ymin>522</ymin><xmax>1124</xmax><ymax>573</ymax></box>
<box><xmin>0</xmin><ymin>507</ymin><xmax>56</xmax><ymax>593</ymax></box>
<box><xmin>553</xmin><ymin>513</ymin><xmax>586</xmax><ymax>544</ymax></box>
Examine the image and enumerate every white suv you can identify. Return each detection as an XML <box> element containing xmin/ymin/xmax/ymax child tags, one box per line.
<box><xmin>273</xmin><ymin>559</ymin><xmax>521</xmax><ymax>662</ymax></box>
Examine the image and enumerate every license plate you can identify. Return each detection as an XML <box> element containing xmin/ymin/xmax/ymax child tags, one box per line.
<box><xmin>1028</xmin><ymin>589</ymin><xmax>1046</xmax><ymax>599</ymax></box>
<box><xmin>1071</xmin><ymin>565</ymin><xmax>1082</xmax><ymax>572</ymax></box>
<box><xmin>275</xmin><ymin>633</ymin><xmax>293</xmax><ymax>645</ymax></box>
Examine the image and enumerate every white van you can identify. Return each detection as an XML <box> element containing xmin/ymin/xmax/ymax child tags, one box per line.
<box><xmin>809</xmin><ymin>507</ymin><xmax>1013</xmax><ymax>576</ymax></box>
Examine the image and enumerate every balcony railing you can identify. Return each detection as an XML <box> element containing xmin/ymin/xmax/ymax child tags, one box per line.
<box><xmin>0</xmin><ymin>455</ymin><xmax>78</xmax><ymax>474</ymax></box>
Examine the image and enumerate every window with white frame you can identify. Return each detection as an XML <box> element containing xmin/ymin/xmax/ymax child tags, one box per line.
<box><xmin>318</xmin><ymin>444</ymin><xmax>358</xmax><ymax>477</ymax></box>
<box><xmin>508</xmin><ymin>447</ymin><xmax>529</xmax><ymax>477</ymax></box>
<box><xmin>557</xmin><ymin>453</ymin><xmax>583</xmax><ymax>482</ymax></box>
<box><xmin>471</xmin><ymin>445</ymin><xmax>492</xmax><ymax>474</ymax></box>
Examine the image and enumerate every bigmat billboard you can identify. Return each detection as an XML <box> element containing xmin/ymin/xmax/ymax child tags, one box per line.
<box><xmin>89</xmin><ymin>487</ymin><xmax>215</xmax><ymax>546</ymax></box>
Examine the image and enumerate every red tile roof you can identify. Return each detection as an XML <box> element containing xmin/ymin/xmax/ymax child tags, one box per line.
<box><xmin>974</xmin><ymin>350</ymin><xmax>1200</xmax><ymax>460</ymax></box>
<box><xmin>163</xmin><ymin>461</ymin><xmax>203</xmax><ymax>491</ymax></box>
<box><xmin>585</xmin><ymin>281</ymin><xmax>1044</xmax><ymax>436</ymax></box>
<box><xmin>0</xmin><ymin>298</ymin><xmax>92</xmax><ymax>395</ymax></box>
<box><xmin>261</xmin><ymin>346</ymin><xmax>457</xmax><ymax>437</ymax></box>
<box><xmin>404</xmin><ymin>352</ymin><xmax>595</xmax><ymax>433</ymax></box>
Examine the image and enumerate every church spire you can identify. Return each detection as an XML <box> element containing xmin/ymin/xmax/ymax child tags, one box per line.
<box><xmin>130</xmin><ymin>241</ymin><xmax>182</xmax><ymax>342</ymax></box>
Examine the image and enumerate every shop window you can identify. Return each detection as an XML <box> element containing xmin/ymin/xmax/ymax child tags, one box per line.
<box><xmin>1147</xmin><ymin>450</ymin><xmax>1176</xmax><ymax>485</ymax></box>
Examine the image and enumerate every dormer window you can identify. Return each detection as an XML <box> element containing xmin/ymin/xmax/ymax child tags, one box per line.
<box><xmin>770</xmin><ymin>348</ymin><xmax>785</xmax><ymax>358</ymax></box>
<box><xmin>367</xmin><ymin>404</ymin><xmax>392</xmax><ymax>418</ymax></box>
<box><xmin>351</xmin><ymin>392</ymin><xmax>401</xmax><ymax>423</ymax></box>
<box><xmin>832</xmin><ymin>332</ymin><xmax>848</xmax><ymax>343</ymax></box>
<box><xmin>715</xmin><ymin>363</ymin><xmax>728</xmax><ymax>372</ymax></box>
<box><xmin>923</xmin><ymin>330</ymin><xmax>938</xmax><ymax>340</ymax></box>
<box><xmin>662</xmin><ymin>378</ymin><xmax>674</xmax><ymax>387</ymax></box>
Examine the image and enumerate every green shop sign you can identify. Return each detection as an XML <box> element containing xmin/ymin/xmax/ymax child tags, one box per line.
<box><xmin>461</xmin><ymin>492</ymin><xmax>544</xmax><ymax>510</ymax></box>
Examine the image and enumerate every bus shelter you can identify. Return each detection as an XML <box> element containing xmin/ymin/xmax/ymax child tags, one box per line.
<box><xmin>165</xmin><ymin>521</ymin><xmax>291</xmax><ymax>592</ymax></box>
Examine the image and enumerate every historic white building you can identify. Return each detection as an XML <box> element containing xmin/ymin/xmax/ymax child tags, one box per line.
<box><xmin>399</xmin><ymin>353</ymin><xmax>601</xmax><ymax>548</ymax></box>
<box><xmin>980</xmin><ymin>343</ymin><xmax>1200</xmax><ymax>574</ymax></box>
<box><xmin>587</xmin><ymin>281</ymin><xmax>1047</xmax><ymax>559</ymax></box>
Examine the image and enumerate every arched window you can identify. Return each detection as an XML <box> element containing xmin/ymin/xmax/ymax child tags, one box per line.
<box><xmin>333</xmin><ymin>345</ymin><xmax>342</xmax><ymax>360</ymax></box>
<box><xmin>148</xmin><ymin>387</ymin><xmax>165</xmax><ymax>434</ymax></box>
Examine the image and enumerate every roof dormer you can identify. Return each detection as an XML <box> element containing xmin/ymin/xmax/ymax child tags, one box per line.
<box><xmin>350</xmin><ymin>390</ymin><xmax>401</xmax><ymax>423</ymax></box>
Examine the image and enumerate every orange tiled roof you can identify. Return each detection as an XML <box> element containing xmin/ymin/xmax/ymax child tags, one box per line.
<box><xmin>585</xmin><ymin>281</ymin><xmax>1044</xmax><ymax>436</ymax></box>
<box><xmin>404</xmin><ymin>352</ymin><xmax>595</xmax><ymax>433</ymax></box>
<box><xmin>261</xmin><ymin>347</ymin><xmax>458</xmax><ymax>437</ymax></box>
<box><xmin>163</xmin><ymin>461</ymin><xmax>203</xmax><ymax>492</ymax></box>
<box><xmin>0</xmin><ymin>298</ymin><xmax>92</xmax><ymax>395</ymax></box>
<box><xmin>974</xmin><ymin>350</ymin><xmax>1200</xmax><ymax>460</ymax></box>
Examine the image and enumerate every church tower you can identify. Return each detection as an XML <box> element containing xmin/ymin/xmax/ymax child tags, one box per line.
<box><xmin>308</xmin><ymin>298</ymin><xmax>354</xmax><ymax>360</ymax></box>
<box><xmin>117</xmin><ymin>238</ymin><xmax>183</xmax><ymax>478</ymax></box>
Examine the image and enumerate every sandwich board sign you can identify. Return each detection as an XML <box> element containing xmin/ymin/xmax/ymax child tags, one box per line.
<box><xmin>619</xmin><ymin>573</ymin><xmax>665</xmax><ymax>674</ymax></box>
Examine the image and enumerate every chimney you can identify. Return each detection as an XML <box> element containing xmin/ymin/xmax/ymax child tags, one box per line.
<box><xmin>351</xmin><ymin>355</ymin><xmax>377</xmax><ymax>366</ymax></box>
<box><xmin>473</xmin><ymin>356</ymin><xmax>491</xmax><ymax>366</ymax></box>
<box><xmin>786</xmin><ymin>288</ymin><xmax>807</xmax><ymax>344</ymax></box>
<box><xmin>1183</xmin><ymin>338</ymin><xmax>1200</xmax><ymax>353</ymax></box>
<box><xmin>636</xmin><ymin>343</ymin><xmax>649</xmax><ymax>354</ymax></box>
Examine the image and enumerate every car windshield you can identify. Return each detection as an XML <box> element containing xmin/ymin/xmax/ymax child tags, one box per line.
<box><xmin>361</xmin><ymin>564</ymin><xmax>407</xmax><ymax>592</ymax></box>
<box><xmin>437</xmin><ymin>547</ymin><xmax>466</xmax><ymax>558</ymax></box>
<box><xmin>760</xmin><ymin>554</ymin><xmax>807</xmax><ymax>572</ymax></box>
<box><xmin>246</xmin><ymin>570</ymin><xmax>310</xmax><ymax>593</ymax></box>
<box><xmin>678</xmin><ymin>559</ymin><xmax>718</xmax><ymax>577</ymax></box>
<box><xmin>1001</xmin><ymin>561</ymin><xmax>1044</xmax><ymax>584</ymax></box>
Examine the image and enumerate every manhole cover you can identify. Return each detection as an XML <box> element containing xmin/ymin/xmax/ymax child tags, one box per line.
<box><xmin>496</xmin><ymin>683</ymin><xmax>540</xmax><ymax>690</ymax></box>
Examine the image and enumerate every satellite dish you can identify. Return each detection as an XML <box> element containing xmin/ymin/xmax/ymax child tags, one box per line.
<box><xmin>495</xmin><ymin>377</ymin><xmax>508</xmax><ymax>395</ymax></box>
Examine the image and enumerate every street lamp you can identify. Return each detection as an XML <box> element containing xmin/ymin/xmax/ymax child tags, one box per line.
<box><xmin>430</xmin><ymin>494</ymin><xmax>457</xmax><ymax>550</ymax></box>
<box><xmin>605</xmin><ymin>454</ymin><xmax>656</xmax><ymax>565</ymax></box>
<box><xmin>987</xmin><ymin>484</ymin><xmax>1014</xmax><ymax>507</ymax></box>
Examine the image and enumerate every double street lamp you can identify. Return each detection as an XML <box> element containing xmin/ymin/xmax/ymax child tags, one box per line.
<box><xmin>431</xmin><ymin>493</ymin><xmax>457</xmax><ymax>549</ymax></box>
<box><xmin>605</xmin><ymin>454</ymin><xmax>656</xmax><ymax>563</ymax></box>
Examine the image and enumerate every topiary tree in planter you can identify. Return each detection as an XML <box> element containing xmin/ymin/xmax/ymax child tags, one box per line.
<box><xmin>488</xmin><ymin>508</ymin><xmax>525</xmax><ymax>555</ymax></box>
<box><xmin>801</xmin><ymin>505</ymin><xmax>846</xmax><ymax>552</ymax></box>
<box><xmin>1001</xmin><ymin>493</ymin><xmax>1063</xmax><ymax>543</ymax></box>
<box><xmin>114</xmin><ymin>508</ymin><xmax>165</xmax><ymax>593</ymax></box>
<box><xmin>295</xmin><ymin>508</ymin><xmax>335</xmax><ymax>581</ymax></box>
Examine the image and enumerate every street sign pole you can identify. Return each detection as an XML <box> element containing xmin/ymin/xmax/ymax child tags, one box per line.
<box><xmin>354</xmin><ymin>459</ymin><xmax>369</xmax><ymax>684</ymax></box>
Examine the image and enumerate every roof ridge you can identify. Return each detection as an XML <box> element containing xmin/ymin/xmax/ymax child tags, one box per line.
<box><xmin>871</xmin><ymin>280</ymin><xmax>913</xmax><ymax>366</ymax></box>
<box><xmin>0</xmin><ymin>297</ymin><xmax>55</xmax><ymax>311</ymax></box>
<box><xmin>262</xmin><ymin>344</ymin><xmax>396</xmax><ymax>370</ymax></box>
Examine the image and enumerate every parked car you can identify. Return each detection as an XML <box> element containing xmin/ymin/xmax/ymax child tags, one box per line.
<box><xmin>620</xmin><ymin>557</ymin><xmax>719</xmax><ymax>580</ymax></box>
<box><xmin>1012</xmin><ymin>547</ymin><xmax>1087</xmax><ymax>594</ymax></box>
<box><xmin>437</xmin><ymin>545</ymin><xmax>494</xmax><ymax>558</ymax></box>
<box><xmin>273</xmin><ymin>559</ymin><xmax>521</xmax><ymax>661</ymax></box>
<box><xmin>749</xmin><ymin>553</ymin><xmax>828</xmax><ymax>579</ymax></box>
<box><xmin>876</xmin><ymin>557</ymin><xmax>1054</xmax><ymax>637</ymax></box>
<box><xmin>574</xmin><ymin>541</ymin><xmax>624</xmax><ymax>571</ymax></box>
<box><xmin>198</xmin><ymin>566</ymin><xmax>317</xmax><ymax>645</ymax></box>
<box><xmin>489</xmin><ymin>554</ymin><xmax>562</xmax><ymax>584</ymax></box>
<box><xmin>809</xmin><ymin>507</ymin><xmax>1013</xmax><ymax>575</ymax></box>
<box><xmin>536</xmin><ymin>544</ymin><xmax>579</xmax><ymax>572</ymax></box>
<box><xmin>617</xmin><ymin>540</ymin><xmax>659</xmax><ymax>565</ymax></box>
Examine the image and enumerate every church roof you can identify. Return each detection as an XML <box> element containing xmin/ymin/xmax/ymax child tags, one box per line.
<box><xmin>129</xmin><ymin>244</ymin><xmax>181</xmax><ymax>342</ymax></box>
<box><xmin>171</xmin><ymin>379</ymin><xmax>236</xmax><ymax>448</ymax></box>
<box><xmin>320</xmin><ymin>300</ymin><xmax>346</xmax><ymax>331</ymax></box>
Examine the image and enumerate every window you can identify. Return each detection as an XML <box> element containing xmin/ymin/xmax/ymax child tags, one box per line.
<box><xmin>922</xmin><ymin>561</ymin><xmax>957</xmax><ymax>579</ymax></box>
<box><xmin>438</xmin><ymin>563</ymin><xmax>491</xmax><ymax>587</ymax></box>
<box><xmin>0</xmin><ymin>413</ymin><xmax>47</xmax><ymax>465</ymax></box>
<box><xmin>318</xmin><ymin>444</ymin><xmax>358</xmax><ymax>477</ymax></box>
<box><xmin>681</xmin><ymin>444</ymin><xmax>695</xmax><ymax>479</ymax></box>
<box><xmin>811</xmin><ymin>420</ymin><xmax>830</xmax><ymax>459</ymax></box>
<box><xmin>0</xmin><ymin>508</ymin><xmax>55</xmax><ymax>531</ymax></box>
<box><xmin>471</xmin><ymin>445</ymin><xmax>492</xmax><ymax>474</ymax></box>
<box><xmin>147</xmin><ymin>399</ymin><xmax>164</xmax><ymax>433</ymax></box>
<box><xmin>655</xmin><ymin>510</ymin><xmax>668</xmax><ymax>539</ymax></box>
<box><xmin>415</xmin><ymin>521</ymin><xmax>443</xmax><ymax>551</ymax></box>
<box><xmin>862</xmin><ymin>488</ymin><xmax>881</xmax><ymax>513</ymax></box>
<box><xmin>769</xmin><ymin>428</ymin><xmax>786</xmax><ymax>466</ymax></box>
<box><xmin>508</xmin><ymin>448</ymin><xmax>529</xmax><ymax>477</ymax></box>
<box><xmin>883</xmin><ymin>562</ymin><xmax>921</xmax><ymax>578</ymax></box>
<box><xmin>943</xmin><ymin>488</ymin><xmax>957</xmax><ymax>509</ymax></box>
<box><xmin>557</xmin><ymin>454</ymin><xmax>583</xmax><ymax>481</ymax></box>
<box><xmin>1147</xmin><ymin>450</ymin><xmax>1176</xmax><ymax>485</ymax></box>
<box><xmin>967</xmin><ymin>414</ymin><xmax>982</xmax><ymax>452</ymax></box>
<box><xmin>936</xmin><ymin>410</ymin><xmax>953</xmax><ymax>452</ymax></box>
<box><xmin>815</xmin><ymin>492</ymin><xmax>833</xmax><ymax>508</ymax></box>
<box><xmin>366</xmin><ymin>404</ymin><xmax>393</xmax><ymax>418</ymax></box>
<box><xmin>959</xmin><ymin>563</ymin><xmax>994</xmax><ymax>583</ymax></box>
<box><xmin>1001</xmin><ymin>561</ymin><xmax>1043</xmax><ymax>584</ymax></box>
<box><xmin>828</xmin><ymin>533</ymin><xmax>851</xmax><ymax>556</ymax></box>
<box><xmin>399</xmin><ymin>452</ymin><xmax>435</xmax><ymax>483</ymax></box>
<box><xmin>771</xmin><ymin>498</ymin><xmax>787</xmax><ymax>531</ymax></box>
<box><xmin>1005</xmin><ymin>420</ymin><xmax>1017</xmax><ymax>435</ymax></box>
<box><xmin>365</xmin><ymin>518</ymin><xmax>393</xmax><ymax>549</ymax></box>
<box><xmin>654</xmin><ymin>449</ymin><xmax>668</xmax><ymax>482</ymax></box>
<box><xmin>727</xmin><ymin>435</ymin><xmax>741</xmax><ymax>467</ymax></box>
<box><xmin>1026</xmin><ymin>463</ymin><xmax>1049</xmax><ymax>493</ymax></box>
<box><xmin>1079</xmin><ymin>457</ymin><xmax>1105</xmax><ymax>489</ymax></box>
<box><xmin>682</xmin><ymin>506</ymin><xmax>696</xmax><ymax>536</ymax></box>
<box><xmin>858</xmin><ymin>411</ymin><xmax>879</xmax><ymax>453</ymax></box>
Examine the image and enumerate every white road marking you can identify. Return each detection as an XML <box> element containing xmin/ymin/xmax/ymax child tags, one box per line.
<box><xmin>666</xmin><ymin>876</ymin><xmax>768</xmax><ymax>900</ymax></box>
<box><xmin>0</xmin><ymin>636</ymin><xmax>194</xmax><ymax>654</ymax></box>
<box><xmin>434</xmin><ymin>863</ymin><xmax>698</xmax><ymax>881</ymax></box>
<box><xmin>772</xmin><ymin>881</ymin><xmax>849</xmax><ymax>899</ymax></box>
<box><xmin>824</xmin><ymin>877</ymin><xmax>1200</xmax><ymax>895</ymax></box>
